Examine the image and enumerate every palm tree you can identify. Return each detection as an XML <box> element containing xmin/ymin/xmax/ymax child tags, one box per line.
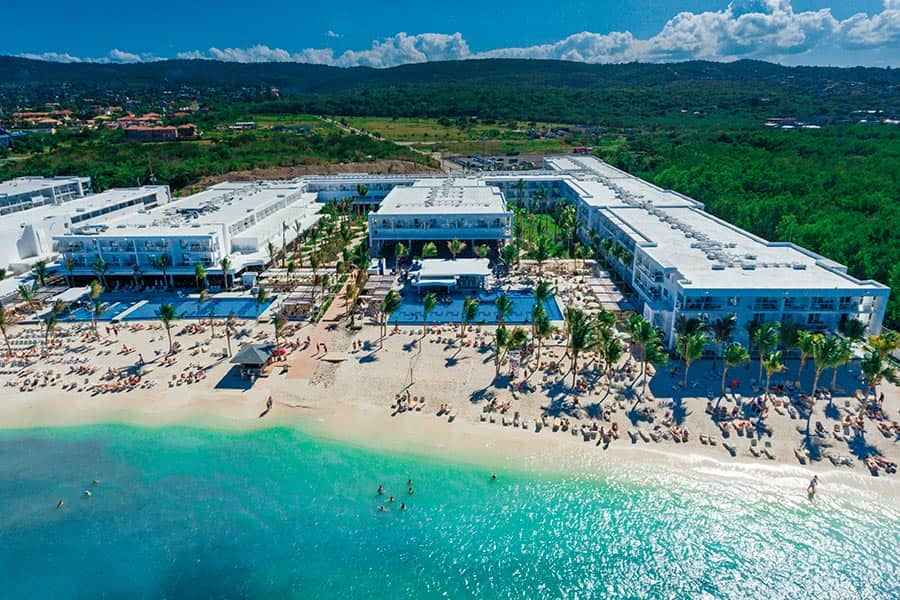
<box><xmin>219</xmin><ymin>257</ymin><xmax>232</xmax><ymax>290</ymax></box>
<box><xmin>474</xmin><ymin>244</ymin><xmax>490</xmax><ymax>260</ymax></box>
<box><xmin>499</xmin><ymin>244</ymin><xmax>518</xmax><ymax>271</ymax></box>
<box><xmin>532</xmin><ymin>280</ymin><xmax>553</xmax><ymax>335</ymax></box>
<box><xmin>795</xmin><ymin>330</ymin><xmax>817</xmax><ymax>381</ymax></box>
<box><xmin>194</xmin><ymin>263</ymin><xmax>207</xmax><ymax>291</ymax></box>
<box><xmin>255</xmin><ymin>287</ymin><xmax>269</xmax><ymax>317</ymax></box>
<box><xmin>281</xmin><ymin>222</ymin><xmax>288</xmax><ymax>267</ymax></box>
<box><xmin>0</xmin><ymin>267</ymin><xmax>7</xmax><ymax>281</ymax></box>
<box><xmin>558</xmin><ymin>203</ymin><xmax>577</xmax><ymax>256</ymax></box>
<box><xmin>574</xmin><ymin>242</ymin><xmax>591</xmax><ymax>277</ymax></box>
<box><xmin>88</xmin><ymin>279</ymin><xmax>103</xmax><ymax>337</ymax></box>
<box><xmin>273</xmin><ymin>313</ymin><xmax>287</xmax><ymax>345</ymax></box>
<box><xmin>309</xmin><ymin>252</ymin><xmax>321</xmax><ymax>286</ymax></box>
<box><xmin>293</xmin><ymin>219</ymin><xmax>305</xmax><ymax>251</ymax></box>
<box><xmin>675</xmin><ymin>331</ymin><xmax>707</xmax><ymax>388</ymax></box>
<box><xmin>809</xmin><ymin>334</ymin><xmax>838</xmax><ymax>396</ymax></box>
<box><xmin>762</xmin><ymin>350</ymin><xmax>786</xmax><ymax>400</ymax></box>
<box><xmin>868</xmin><ymin>331</ymin><xmax>900</xmax><ymax>359</ymax></box>
<box><xmin>447</xmin><ymin>239</ymin><xmax>466</xmax><ymax>260</ymax></box>
<box><xmin>379</xmin><ymin>290</ymin><xmax>402</xmax><ymax>344</ymax></box>
<box><xmin>710</xmin><ymin>315</ymin><xmax>736</xmax><ymax>369</ymax></box>
<box><xmin>461</xmin><ymin>296</ymin><xmax>479</xmax><ymax>338</ymax></box>
<box><xmin>224</xmin><ymin>313</ymin><xmax>236</xmax><ymax>357</ymax></box>
<box><xmin>533</xmin><ymin>308</ymin><xmax>554</xmax><ymax>369</ymax></box>
<box><xmin>839</xmin><ymin>317</ymin><xmax>867</xmax><ymax>342</ymax></box>
<box><xmin>92</xmin><ymin>256</ymin><xmax>108</xmax><ymax>288</ymax></box>
<box><xmin>32</xmin><ymin>260</ymin><xmax>49</xmax><ymax>288</ymax></box>
<box><xmin>720</xmin><ymin>342</ymin><xmax>750</xmax><ymax>399</ymax></box>
<box><xmin>267</xmin><ymin>240</ymin><xmax>277</xmax><ymax>267</ymax></box>
<box><xmin>566</xmin><ymin>308</ymin><xmax>595</xmax><ymax>387</ymax></box>
<box><xmin>860</xmin><ymin>350</ymin><xmax>898</xmax><ymax>400</ymax></box>
<box><xmin>493</xmin><ymin>324</ymin><xmax>510</xmax><ymax>377</ymax></box>
<box><xmin>420</xmin><ymin>242</ymin><xmax>438</xmax><ymax>260</ymax></box>
<box><xmin>530</xmin><ymin>236</ymin><xmax>555</xmax><ymax>274</ymax></box>
<box><xmin>63</xmin><ymin>255</ymin><xmax>76</xmax><ymax>287</ymax></box>
<box><xmin>495</xmin><ymin>293</ymin><xmax>513</xmax><ymax>326</ymax></box>
<box><xmin>0</xmin><ymin>303</ymin><xmax>12</xmax><ymax>355</ymax></box>
<box><xmin>42</xmin><ymin>307</ymin><xmax>59</xmax><ymax>350</ymax></box>
<box><xmin>627</xmin><ymin>314</ymin><xmax>659</xmax><ymax>398</ymax></box>
<box><xmin>829</xmin><ymin>336</ymin><xmax>853</xmax><ymax>391</ymax></box>
<box><xmin>155</xmin><ymin>254</ymin><xmax>171</xmax><ymax>288</ymax></box>
<box><xmin>422</xmin><ymin>292</ymin><xmax>437</xmax><ymax>336</ymax></box>
<box><xmin>344</xmin><ymin>281</ymin><xmax>360</xmax><ymax>328</ymax></box>
<box><xmin>157</xmin><ymin>303</ymin><xmax>177</xmax><ymax>354</ymax></box>
<box><xmin>17</xmin><ymin>284</ymin><xmax>35</xmax><ymax>309</ymax></box>
<box><xmin>394</xmin><ymin>242</ymin><xmax>408</xmax><ymax>268</ymax></box>
<box><xmin>751</xmin><ymin>322</ymin><xmax>780</xmax><ymax>381</ymax></box>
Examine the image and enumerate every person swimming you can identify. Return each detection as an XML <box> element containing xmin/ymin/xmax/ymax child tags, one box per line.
<box><xmin>407</xmin><ymin>486</ymin><xmax>414</xmax><ymax>495</ymax></box>
<box><xmin>56</xmin><ymin>499</ymin><xmax>64</xmax><ymax>509</ymax></box>
<box><xmin>388</xmin><ymin>496</ymin><xmax>395</xmax><ymax>503</ymax></box>
<box><xmin>377</xmin><ymin>505</ymin><xmax>388</xmax><ymax>512</ymax></box>
<box><xmin>400</xmin><ymin>503</ymin><xmax>406</xmax><ymax>511</ymax></box>
<box><xmin>377</xmin><ymin>484</ymin><xmax>384</xmax><ymax>495</ymax></box>
<box><xmin>491</xmin><ymin>473</ymin><xmax>497</xmax><ymax>481</ymax></box>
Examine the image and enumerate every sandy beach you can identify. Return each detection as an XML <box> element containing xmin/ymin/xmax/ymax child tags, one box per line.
<box><xmin>1</xmin><ymin>311</ymin><xmax>898</xmax><ymax>503</ymax></box>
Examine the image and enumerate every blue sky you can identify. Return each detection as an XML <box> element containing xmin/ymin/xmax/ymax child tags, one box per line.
<box><xmin>5</xmin><ymin>1</ymin><xmax>899</xmax><ymax>67</ymax></box>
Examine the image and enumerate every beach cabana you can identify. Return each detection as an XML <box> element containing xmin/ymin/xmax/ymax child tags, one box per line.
<box><xmin>231</xmin><ymin>343</ymin><xmax>275</xmax><ymax>378</ymax></box>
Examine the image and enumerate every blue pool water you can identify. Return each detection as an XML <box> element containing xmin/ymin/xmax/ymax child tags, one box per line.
<box><xmin>57</xmin><ymin>294</ymin><xmax>274</xmax><ymax>321</ymax></box>
<box><xmin>0</xmin><ymin>425</ymin><xmax>897</xmax><ymax>599</ymax></box>
<box><xmin>389</xmin><ymin>289</ymin><xmax>562</xmax><ymax>324</ymax></box>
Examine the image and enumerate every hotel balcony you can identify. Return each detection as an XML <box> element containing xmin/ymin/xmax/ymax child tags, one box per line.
<box><xmin>370</xmin><ymin>227</ymin><xmax>510</xmax><ymax>240</ymax></box>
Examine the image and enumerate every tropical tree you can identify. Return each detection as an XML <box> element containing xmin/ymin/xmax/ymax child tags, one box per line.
<box><xmin>795</xmin><ymin>330</ymin><xmax>817</xmax><ymax>381</ymax></box>
<box><xmin>558</xmin><ymin>203</ymin><xmax>578</xmax><ymax>256</ymax></box>
<box><xmin>420</xmin><ymin>242</ymin><xmax>438</xmax><ymax>260</ymax></box>
<box><xmin>675</xmin><ymin>331</ymin><xmax>707</xmax><ymax>388</ymax></box>
<box><xmin>83</xmin><ymin>279</ymin><xmax>102</xmax><ymax>336</ymax></box>
<box><xmin>829</xmin><ymin>336</ymin><xmax>853</xmax><ymax>391</ymax></box>
<box><xmin>273</xmin><ymin>313</ymin><xmax>287</xmax><ymax>345</ymax></box>
<box><xmin>157</xmin><ymin>303</ymin><xmax>177</xmax><ymax>354</ymax></box>
<box><xmin>839</xmin><ymin>317</ymin><xmax>867</xmax><ymax>342</ymax></box>
<box><xmin>461</xmin><ymin>296</ymin><xmax>479</xmax><ymax>338</ymax></box>
<box><xmin>0</xmin><ymin>267</ymin><xmax>7</xmax><ymax>281</ymax></box>
<box><xmin>574</xmin><ymin>242</ymin><xmax>591</xmax><ymax>277</ymax></box>
<box><xmin>42</xmin><ymin>302</ymin><xmax>62</xmax><ymax>349</ymax></box>
<box><xmin>720</xmin><ymin>342</ymin><xmax>750</xmax><ymax>399</ymax></box>
<box><xmin>293</xmin><ymin>219</ymin><xmax>305</xmax><ymax>251</ymax></box>
<box><xmin>31</xmin><ymin>260</ymin><xmax>49</xmax><ymax>288</ymax></box>
<box><xmin>495</xmin><ymin>293</ymin><xmax>513</xmax><ymax>326</ymax></box>
<box><xmin>860</xmin><ymin>350</ymin><xmax>898</xmax><ymax>400</ymax></box>
<box><xmin>751</xmin><ymin>322</ymin><xmax>781</xmax><ymax>381</ymax></box>
<box><xmin>224</xmin><ymin>313</ymin><xmax>236</xmax><ymax>357</ymax></box>
<box><xmin>499</xmin><ymin>243</ymin><xmax>518</xmax><ymax>270</ymax></box>
<box><xmin>17</xmin><ymin>284</ymin><xmax>36</xmax><ymax>309</ymax></box>
<box><xmin>530</xmin><ymin>236</ymin><xmax>556</xmax><ymax>274</ymax></box>
<box><xmin>627</xmin><ymin>314</ymin><xmax>659</xmax><ymax>398</ymax></box>
<box><xmin>566</xmin><ymin>308</ymin><xmax>595</xmax><ymax>387</ymax></box>
<box><xmin>868</xmin><ymin>331</ymin><xmax>900</xmax><ymax>359</ymax></box>
<box><xmin>343</xmin><ymin>281</ymin><xmax>360</xmax><ymax>328</ymax></box>
<box><xmin>447</xmin><ymin>239</ymin><xmax>466</xmax><ymax>260</ymax></box>
<box><xmin>474</xmin><ymin>244</ymin><xmax>490</xmax><ymax>260</ymax></box>
<box><xmin>267</xmin><ymin>241</ymin><xmax>277</xmax><ymax>267</ymax></box>
<box><xmin>92</xmin><ymin>256</ymin><xmax>108</xmax><ymax>288</ymax></box>
<box><xmin>281</xmin><ymin>222</ymin><xmax>289</xmax><ymax>267</ymax></box>
<box><xmin>493</xmin><ymin>324</ymin><xmax>510</xmax><ymax>377</ymax></box>
<box><xmin>155</xmin><ymin>254</ymin><xmax>171</xmax><ymax>288</ymax></box>
<box><xmin>762</xmin><ymin>350</ymin><xmax>786</xmax><ymax>400</ymax></box>
<box><xmin>422</xmin><ymin>292</ymin><xmax>437</xmax><ymax>336</ymax></box>
<box><xmin>533</xmin><ymin>308</ymin><xmax>554</xmax><ymax>369</ymax></box>
<box><xmin>710</xmin><ymin>314</ymin><xmax>736</xmax><ymax>369</ymax></box>
<box><xmin>379</xmin><ymin>290</ymin><xmax>402</xmax><ymax>344</ymax></box>
<box><xmin>0</xmin><ymin>303</ymin><xmax>11</xmax><ymax>355</ymax></box>
<box><xmin>219</xmin><ymin>256</ymin><xmax>232</xmax><ymax>290</ymax></box>
<box><xmin>194</xmin><ymin>263</ymin><xmax>207</xmax><ymax>291</ymax></box>
<box><xmin>394</xmin><ymin>242</ymin><xmax>408</xmax><ymax>268</ymax></box>
<box><xmin>255</xmin><ymin>287</ymin><xmax>269</xmax><ymax>317</ymax></box>
<box><xmin>809</xmin><ymin>334</ymin><xmax>839</xmax><ymax>396</ymax></box>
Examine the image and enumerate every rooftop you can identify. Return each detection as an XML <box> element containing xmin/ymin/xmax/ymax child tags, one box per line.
<box><xmin>376</xmin><ymin>178</ymin><xmax>507</xmax><ymax>216</ymax></box>
<box><xmin>0</xmin><ymin>176</ymin><xmax>89</xmax><ymax>198</ymax></box>
<box><xmin>417</xmin><ymin>258</ymin><xmax>492</xmax><ymax>279</ymax></box>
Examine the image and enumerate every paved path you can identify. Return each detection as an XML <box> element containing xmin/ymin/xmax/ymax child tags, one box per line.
<box><xmin>286</xmin><ymin>279</ymin><xmax>352</xmax><ymax>380</ymax></box>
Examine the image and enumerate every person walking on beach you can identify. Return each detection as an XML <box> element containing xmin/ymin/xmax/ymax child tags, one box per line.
<box><xmin>807</xmin><ymin>475</ymin><xmax>819</xmax><ymax>499</ymax></box>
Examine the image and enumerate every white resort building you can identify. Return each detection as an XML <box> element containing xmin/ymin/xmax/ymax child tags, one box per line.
<box><xmin>54</xmin><ymin>181</ymin><xmax>321</xmax><ymax>285</ymax></box>
<box><xmin>0</xmin><ymin>176</ymin><xmax>92</xmax><ymax>216</ymax></box>
<box><xmin>366</xmin><ymin>178</ymin><xmax>512</xmax><ymax>255</ymax></box>
<box><xmin>0</xmin><ymin>185</ymin><xmax>169</xmax><ymax>271</ymax></box>
<box><xmin>27</xmin><ymin>155</ymin><xmax>889</xmax><ymax>342</ymax></box>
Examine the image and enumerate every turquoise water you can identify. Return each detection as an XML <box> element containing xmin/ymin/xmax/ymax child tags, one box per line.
<box><xmin>58</xmin><ymin>294</ymin><xmax>274</xmax><ymax>321</ymax></box>
<box><xmin>1</xmin><ymin>425</ymin><xmax>897</xmax><ymax>599</ymax></box>
<box><xmin>390</xmin><ymin>290</ymin><xmax>563</xmax><ymax>324</ymax></box>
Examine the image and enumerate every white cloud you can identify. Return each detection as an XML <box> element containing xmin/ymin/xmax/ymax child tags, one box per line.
<box><xmin>15</xmin><ymin>2</ymin><xmax>900</xmax><ymax>68</ymax></box>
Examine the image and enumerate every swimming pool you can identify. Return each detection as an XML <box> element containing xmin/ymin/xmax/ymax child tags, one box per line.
<box><xmin>58</xmin><ymin>295</ymin><xmax>275</xmax><ymax>322</ymax></box>
<box><xmin>388</xmin><ymin>289</ymin><xmax>562</xmax><ymax>325</ymax></box>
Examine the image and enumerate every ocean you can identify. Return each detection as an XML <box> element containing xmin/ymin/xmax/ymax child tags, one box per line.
<box><xmin>1</xmin><ymin>425</ymin><xmax>897</xmax><ymax>599</ymax></box>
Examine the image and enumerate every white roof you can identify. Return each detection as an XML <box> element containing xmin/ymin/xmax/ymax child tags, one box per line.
<box><xmin>0</xmin><ymin>176</ymin><xmax>88</xmax><ymax>197</ymax></box>
<box><xmin>610</xmin><ymin>205</ymin><xmax>879</xmax><ymax>291</ymax></box>
<box><xmin>417</xmin><ymin>258</ymin><xmax>491</xmax><ymax>279</ymax></box>
<box><xmin>376</xmin><ymin>179</ymin><xmax>507</xmax><ymax>216</ymax></box>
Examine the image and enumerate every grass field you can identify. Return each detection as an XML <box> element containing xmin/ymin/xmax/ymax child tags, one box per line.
<box><xmin>342</xmin><ymin>117</ymin><xmax>576</xmax><ymax>155</ymax></box>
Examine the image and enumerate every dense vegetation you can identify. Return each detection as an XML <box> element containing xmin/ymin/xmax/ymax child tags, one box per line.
<box><xmin>594</xmin><ymin>125</ymin><xmax>900</xmax><ymax>327</ymax></box>
<box><xmin>0</xmin><ymin>127</ymin><xmax>427</xmax><ymax>191</ymax></box>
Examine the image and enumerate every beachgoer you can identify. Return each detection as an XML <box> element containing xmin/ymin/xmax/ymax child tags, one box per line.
<box><xmin>400</xmin><ymin>503</ymin><xmax>406</xmax><ymax>511</ymax></box>
<box><xmin>388</xmin><ymin>496</ymin><xmax>395</xmax><ymax>503</ymax></box>
<box><xmin>377</xmin><ymin>484</ymin><xmax>384</xmax><ymax>495</ymax></box>
<box><xmin>56</xmin><ymin>499</ymin><xmax>64</xmax><ymax>509</ymax></box>
<box><xmin>491</xmin><ymin>474</ymin><xmax>497</xmax><ymax>481</ymax></box>
<box><xmin>378</xmin><ymin>505</ymin><xmax>387</xmax><ymax>512</ymax></box>
<box><xmin>407</xmin><ymin>486</ymin><xmax>414</xmax><ymax>495</ymax></box>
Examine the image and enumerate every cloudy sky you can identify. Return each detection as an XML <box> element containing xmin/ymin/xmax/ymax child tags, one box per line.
<box><xmin>7</xmin><ymin>0</ymin><xmax>899</xmax><ymax>67</ymax></box>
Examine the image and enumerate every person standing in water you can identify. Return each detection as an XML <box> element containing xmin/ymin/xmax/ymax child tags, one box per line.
<box><xmin>807</xmin><ymin>475</ymin><xmax>819</xmax><ymax>499</ymax></box>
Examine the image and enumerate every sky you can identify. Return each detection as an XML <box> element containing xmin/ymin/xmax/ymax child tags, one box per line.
<box><xmin>5</xmin><ymin>0</ymin><xmax>899</xmax><ymax>68</ymax></box>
